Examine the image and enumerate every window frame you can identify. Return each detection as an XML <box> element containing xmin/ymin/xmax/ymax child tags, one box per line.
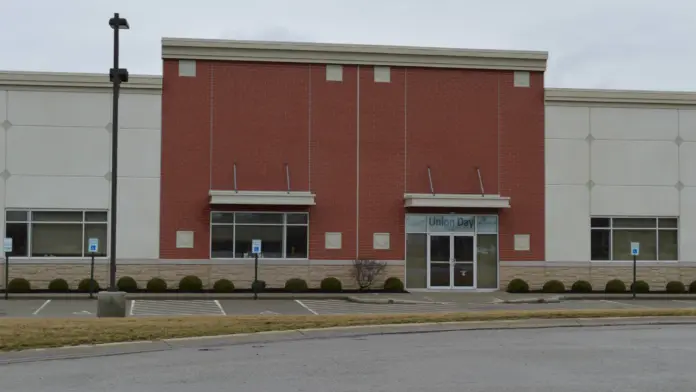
<box><xmin>4</xmin><ymin>209</ymin><xmax>109</xmax><ymax>259</ymax></box>
<box><xmin>209</xmin><ymin>211</ymin><xmax>309</xmax><ymax>260</ymax></box>
<box><xmin>590</xmin><ymin>216</ymin><xmax>678</xmax><ymax>262</ymax></box>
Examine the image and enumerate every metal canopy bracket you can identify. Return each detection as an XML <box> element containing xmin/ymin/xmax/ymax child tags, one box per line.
<box><xmin>285</xmin><ymin>163</ymin><xmax>291</xmax><ymax>194</ymax></box>
<box><xmin>427</xmin><ymin>166</ymin><xmax>435</xmax><ymax>195</ymax></box>
<box><xmin>476</xmin><ymin>166</ymin><xmax>485</xmax><ymax>196</ymax></box>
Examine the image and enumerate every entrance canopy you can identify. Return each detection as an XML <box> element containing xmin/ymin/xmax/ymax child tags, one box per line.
<box><xmin>209</xmin><ymin>190</ymin><xmax>316</xmax><ymax>206</ymax></box>
<box><xmin>404</xmin><ymin>193</ymin><xmax>511</xmax><ymax>209</ymax></box>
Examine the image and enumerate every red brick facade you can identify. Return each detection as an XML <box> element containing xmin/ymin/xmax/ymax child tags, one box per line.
<box><xmin>160</xmin><ymin>59</ymin><xmax>545</xmax><ymax>262</ymax></box>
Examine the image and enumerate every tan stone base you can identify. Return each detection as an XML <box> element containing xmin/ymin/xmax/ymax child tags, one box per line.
<box><xmin>501</xmin><ymin>264</ymin><xmax>696</xmax><ymax>291</ymax></box>
<box><xmin>0</xmin><ymin>262</ymin><xmax>406</xmax><ymax>291</ymax></box>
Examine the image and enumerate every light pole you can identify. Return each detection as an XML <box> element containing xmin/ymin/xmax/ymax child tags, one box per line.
<box><xmin>108</xmin><ymin>13</ymin><xmax>129</xmax><ymax>292</ymax></box>
<box><xmin>98</xmin><ymin>12</ymin><xmax>129</xmax><ymax>318</ymax></box>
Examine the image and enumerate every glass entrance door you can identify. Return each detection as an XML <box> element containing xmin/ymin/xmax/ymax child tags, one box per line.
<box><xmin>428</xmin><ymin>234</ymin><xmax>476</xmax><ymax>289</ymax></box>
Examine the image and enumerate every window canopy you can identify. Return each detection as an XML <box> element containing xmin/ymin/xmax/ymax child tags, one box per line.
<box><xmin>209</xmin><ymin>190</ymin><xmax>316</xmax><ymax>206</ymax></box>
<box><xmin>404</xmin><ymin>193</ymin><xmax>511</xmax><ymax>209</ymax></box>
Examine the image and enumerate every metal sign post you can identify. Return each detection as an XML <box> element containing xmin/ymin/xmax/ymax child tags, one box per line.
<box><xmin>88</xmin><ymin>238</ymin><xmax>99</xmax><ymax>299</ymax></box>
<box><xmin>631</xmin><ymin>242</ymin><xmax>640</xmax><ymax>299</ymax></box>
<box><xmin>3</xmin><ymin>238</ymin><xmax>11</xmax><ymax>300</ymax></box>
<box><xmin>252</xmin><ymin>239</ymin><xmax>262</xmax><ymax>300</ymax></box>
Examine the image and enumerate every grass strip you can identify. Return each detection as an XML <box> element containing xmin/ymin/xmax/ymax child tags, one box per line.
<box><xmin>2</xmin><ymin>308</ymin><xmax>696</xmax><ymax>352</ymax></box>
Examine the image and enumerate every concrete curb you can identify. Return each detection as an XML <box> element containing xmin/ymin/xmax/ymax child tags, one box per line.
<box><xmin>3</xmin><ymin>316</ymin><xmax>696</xmax><ymax>364</ymax></box>
<box><xmin>559</xmin><ymin>294</ymin><xmax>696</xmax><ymax>301</ymax></box>
<box><xmin>494</xmin><ymin>296</ymin><xmax>562</xmax><ymax>304</ymax></box>
<box><xmin>345</xmin><ymin>296</ymin><xmax>447</xmax><ymax>305</ymax></box>
<box><xmin>3</xmin><ymin>293</ymin><xmax>355</xmax><ymax>301</ymax></box>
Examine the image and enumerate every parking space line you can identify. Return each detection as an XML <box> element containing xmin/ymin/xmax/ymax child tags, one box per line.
<box><xmin>129</xmin><ymin>300</ymin><xmax>136</xmax><ymax>316</ymax></box>
<box><xmin>672</xmin><ymin>300</ymin><xmax>696</xmax><ymax>305</ymax></box>
<box><xmin>32</xmin><ymin>299</ymin><xmax>51</xmax><ymax>315</ymax></box>
<box><xmin>295</xmin><ymin>299</ymin><xmax>319</xmax><ymax>315</ymax></box>
<box><xmin>214</xmin><ymin>300</ymin><xmax>226</xmax><ymax>315</ymax></box>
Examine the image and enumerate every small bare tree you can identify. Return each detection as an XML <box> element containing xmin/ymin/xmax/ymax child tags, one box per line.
<box><xmin>352</xmin><ymin>259</ymin><xmax>387</xmax><ymax>290</ymax></box>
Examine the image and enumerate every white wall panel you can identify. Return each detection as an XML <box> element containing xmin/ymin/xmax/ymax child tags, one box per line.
<box><xmin>117</xmin><ymin>129</ymin><xmax>161</xmax><ymax>178</ymax></box>
<box><xmin>116</xmin><ymin>177</ymin><xmax>160</xmax><ymax>259</ymax></box>
<box><xmin>680</xmin><ymin>110</ymin><xmax>696</xmax><ymax>142</ymax></box>
<box><xmin>680</xmin><ymin>187</ymin><xmax>696</xmax><ymax>261</ymax></box>
<box><xmin>680</xmin><ymin>142</ymin><xmax>696</xmax><ymax>186</ymax></box>
<box><xmin>590</xmin><ymin>108</ymin><xmax>678</xmax><ymax>140</ymax></box>
<box><xmin>546</xmin><ymin>185</ymin><xmax>590</xmax><ymax>261</ymax></box>
<box><xmin>545</xmin><ymin>106</ymin><xmax>589</xmax><ymax>139</ymax></box>
<box><xmin>546</xmin><ymin>139</ymin><xmax>589</xmax><ymax>185</ymax></box>
<box><xmin>0</xmin><ymin>90</ymin><xmax>7</xmax><ymax>122</ymax></box>
<box><xmin>6</xmin><ymin>126</ymin><xmax>109</xmax><ymax>176</ymax></box>
<box><xmin>591</xmin><ymin>186</ymin><xmax>678</xmax><ymax>216</ymax></box>
<box><xmin>5</xmin><ymin>176</ymin><xmax>108</xmax><ymax>209</ymax></box>
<box><xmin>7</xmin><ymin>91</ymin><xmax>110</xmax><ymax>127</ymax></box>
<box><xmin>120</xmin><ymin>93</ymin><xmax>161</xmax><ymax>130</ymax></box>
<box><xmin>591</xmin><ymin>140</ymin><xmax>678</xmax><ymax>186</ymax></box>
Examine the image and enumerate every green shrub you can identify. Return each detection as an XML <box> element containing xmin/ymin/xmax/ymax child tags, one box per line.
<box><xmin>506</xmin><ymin>278</ymin><xmax>530</xmax><ymax>293</ymax></box>
<box><xmin>117</xmin><ymin>276</ymin><xmax>138</xmax><ymax>292</ymax></box>
<box><xmin>7</xmin><ymin>278</ymin><xmax>31</xmax><ymax>293</ymax></box>
<box><xmin>146</xmin><ymin>277</ymin><xmax>168</xmax><ymax>292</ymax></box>
<box><xmin>571</xmin><ymin>280</ymin><xmax>593</xmax><ymax>293</ymax></box>
<box><xmin>666</xmin><ymin>281</ymin><xmax>686</xmax><ymax>294</ymax></box>
<box><xmin>689</xmin><ymin>280</ymin><xmax>696</xmax><ymax>293</ymax></box>
<box><xmin>383</xmin><ymin>277</ymin><xmax>405</xmax><ymax>292</ymax></box>
<box><xmin>605</xmin><ymin>279</ymin><xmax>627</xmax><ymax>293</ymax></box>
<box><xmin>542</xmin><ymin>280</ymin><xmax>566</xmax><ymax>293</ymax></box>
<box><xmin>213</xmin><ymin>279</ymin><xmax>235</xmax><ymax>293</ymax></box>
<box><xmin>77</xmin><ymin>278</ymin><xmax>100</xmax><ymax>293</ymax></box>
<box><xmin>630</xmin><ymin>280</ymin><xmax>650</xmax><ymax>293</ymax></box>
<box><xmin>179</xmin><ymin>275</ymin><xmax>203</xmax><ymax>292</ymax></box>
<box><xmin>251</xmin><ymin>280</ymin><xmax>266</xmax><ymax>292</ymax></box>
<box><xmin>48</xmin><ymin>278</ymin><xmax>70</xmax><ymax>292</ymax></box>
<box><xmin>285</xmin><ymin>278</ymin><xmax>309</xmax><ymax>293</ymax></box>
<box><xmin>320</xmin><ymin>277</ymin><xmax>343</xmax><ymax>292</ymax></box>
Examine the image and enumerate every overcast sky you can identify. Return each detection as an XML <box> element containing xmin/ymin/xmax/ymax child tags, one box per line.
<box><xmin>1</xmin><ymin>0</ymin><xmax>693</xmax><ymax>90</ymax></box>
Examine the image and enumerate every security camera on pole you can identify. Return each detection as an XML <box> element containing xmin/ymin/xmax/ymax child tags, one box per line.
<box><xmin>97</xmin><ymin>12</ymin><xmax>130</xmax><ymax>318</ymax></box>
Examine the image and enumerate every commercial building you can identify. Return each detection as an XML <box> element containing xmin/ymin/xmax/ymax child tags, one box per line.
<box><xmin>1</xmin><ymin>38</ymin><xmax>695</xmax><ymax>291</ymax></box>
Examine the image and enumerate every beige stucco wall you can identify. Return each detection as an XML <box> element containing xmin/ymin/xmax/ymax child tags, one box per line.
<box><xmin>0</xmin><ymin>262</ymin><xmax>405</xmax><ymax>291</ymax></box>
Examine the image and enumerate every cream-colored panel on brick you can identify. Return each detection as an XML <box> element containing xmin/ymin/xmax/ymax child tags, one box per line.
<box><xmin>680</xmin><ymin>142</ymin><xmax>696</xmax><ymax>186</ymax></box>
<box><xmin>0</xmin><ymin>90</ymin><xmax>7</xmax><ymax>122</ymax></box>
<box><xmin>120</xmin><ymin>93</ymin><xmax>161</xmax><ymax>130</ymax></box>
<box><xmin>591</xmin><ymin>186</ymin><xmax>678</xmax><ymax>216</ymax></box>
<box><xmin>373</xmin><ymin>233</ymin><xmax>390</xmax><ymax>250</ymax></box>
<box><xmin>374</xmin><ymin>66</ymin><xmax>390</xmax><ymax>83</ymax></box>
<box><xmin>116</xmin><ymin>177</ymin><xmax>160</xmax><ymax>259</ymax></box>
<box><xmin>590</xmin><ymin>107</ymin><xmax>678</xmax><ymax>140</ymax></box>
<box><xmin>117</xmin><ymin>129</ymin><xmax>161</xmax><ymax>178</ymax></box>
<box><xmin>591</xmin><ymin>140</ymin><xmax>678</xmax><ymax>186</ymax></box>
<box><xmin>325</xmin><ymin>232</ymin><xmax>342</xmax><ymax>249</ymax></box>
<box><xmin>545</xmin><ymin>106</ymin><xmax>590</xmax><ymax>139</ymax></box>
<box><xmin>179</xmin><ymin>60</ymin><xmax>196</xmax><ymax>77</ymax></box>
<box><xmin>546</xmin><ymin>185</ymin><xmax>590</xmax><ymax>262</ymax></box>
<box><xmin>680</xmin><ymin>110</ymin><xmax>696</xmax><ymax>142</ymax></box>
<box><xmin>8</xmin><ymin>91</ymin><xmax>110</xmax><ymax>127</ymax></box>
<box><xmin>7</xmin><ymin>126</ymin><xmax>109</xmax><ymax>176</ymax></box>
<box><xmin>680</xmin><ymin>187</ymin><xmax>696</xmax><ymax>262</ymax></box>
<box><xmin>326</xmin><ymin>65</ymin><xmax>343</xmax><ymax>82</ymax></box>
<box><xmin>176</xmin><ymin>231</ymin><xmax>194</xmax><ymax>248</ymax></box>
<box><xmin>5</xmin><ymin>175</ymin><xmax>109</xmax><ymax>209</ymax></box>
<box><xmin>545</xmin><ymin>139</ymin><xmax>589</xmax><ymax>185</ymax></box>
<box><xmin>513</xmin><ymin>71</ymin><xmax>530</xmax><ymax>87</ymax></box>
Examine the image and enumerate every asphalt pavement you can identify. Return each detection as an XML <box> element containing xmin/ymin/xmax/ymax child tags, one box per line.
<box><xmin>4</xmin><ymin>296</ymin><xmax>696</xmax><ymax>318</ymax></box>
<box><xmin>2</xmin><ymin>323</ymin><xmax>695</xmax><ymax>391</ymax></box>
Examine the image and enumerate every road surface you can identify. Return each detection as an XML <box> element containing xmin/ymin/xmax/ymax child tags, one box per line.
<box><xmin>2</xmin><ymin>324</ymin><xmax>695</xmax><ymax>391</ymax></box>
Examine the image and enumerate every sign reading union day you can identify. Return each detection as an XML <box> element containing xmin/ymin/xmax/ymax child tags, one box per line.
<box><xmin>427</xmin><ymin>215</ymin><xmax>475</xmax><ymax>231</ymax></box>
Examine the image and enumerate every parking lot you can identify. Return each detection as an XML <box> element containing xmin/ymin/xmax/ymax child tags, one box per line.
<box><xmin>1</xmin><ymin>297</ymin><xmax>696</xmax><ymax>318</ymax></box>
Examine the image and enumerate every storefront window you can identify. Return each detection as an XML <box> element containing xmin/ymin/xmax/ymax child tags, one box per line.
<box><xmin>590</xmin><ymin>217</ymin><xmax>678</xmax><ymax>261</ymax></box>
<box><xmin>210</xmin><ymin>212</ymin><xmax>308</xmax><ymax>259</ymax></box>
